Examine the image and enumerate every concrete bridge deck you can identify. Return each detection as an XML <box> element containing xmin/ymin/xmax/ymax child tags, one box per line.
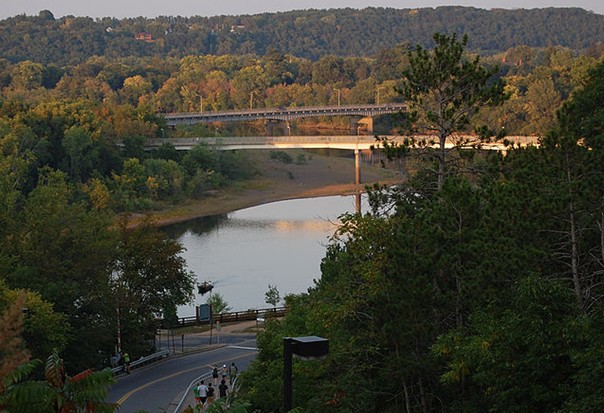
<box><xmin>146</xmin><ymin>135</ymin><xmax>539</xmax><ymax>152</ymax></box>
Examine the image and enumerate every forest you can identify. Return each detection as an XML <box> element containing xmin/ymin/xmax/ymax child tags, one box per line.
<box><xmin>239</xmin><ymin>35</ymin><xmax>604</xmax><ymax>413</ymax></box>
<box><xmin>0</xmin><ymin>6</ymin><xmax>602</xmax><ymax>411</ymax></box>
<box><xmin>0</xmin><ymin>7</ymin><xmax>603</xmax><ymax>64</ymax></box>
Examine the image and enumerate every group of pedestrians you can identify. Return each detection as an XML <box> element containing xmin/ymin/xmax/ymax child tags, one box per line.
<box><xmin>193</xmin><ymin>362</ymin><xmax>238</xmax><ymax>412</ymax></box>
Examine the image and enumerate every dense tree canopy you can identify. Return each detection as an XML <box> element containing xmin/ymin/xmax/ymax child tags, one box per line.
<box><xmin>0</xmin><ymin>8</ymin><xmax>602</xmax><ymax>65</ymax></box>
<box><xmin>239</xmin><ymin>59</ymin><xmax>604</xmax><ymax>413</ymax></box>
<box><xmin>0</xmin><ymin>12</ymin><xmax>602</xmax><ymax>407</ymax></box>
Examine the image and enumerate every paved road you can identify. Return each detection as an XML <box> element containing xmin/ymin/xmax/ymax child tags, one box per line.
<box><xmin>108</xmin><ymin>323</ymin><xmax>258</xmax><ymax>413</ymax></box>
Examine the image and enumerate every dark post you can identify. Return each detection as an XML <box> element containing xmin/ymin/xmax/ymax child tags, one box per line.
<box><xmin>283</xmin><ymin>336</ymin><xmax>328</xmax><ymax>412</ymax></box>
<box><xmin>283</xmin><ymin>337</ymin><xmax>293</xmax><ymax>412</ymax></box>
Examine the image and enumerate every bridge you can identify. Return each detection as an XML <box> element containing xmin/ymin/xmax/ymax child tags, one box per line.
<box><xmin>146</xmin><ymin>134</ymin><xmax>538</xmax><ymax>213</ymax></box>
<box><xmin>163</xmin><ymin>103</ymin><xmax>407</xmax><ymax>134</ymax></box>
<box><xmin>146</xmin><ymin>135</ymin><xmax>538</xmax><ymax>152</ymax></box>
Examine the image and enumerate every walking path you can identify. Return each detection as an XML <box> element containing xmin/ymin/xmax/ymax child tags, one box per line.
<box><xmin>170</xmin><ymin>320</ymin><xmax>259</xmax><ymax>413</ymax></box>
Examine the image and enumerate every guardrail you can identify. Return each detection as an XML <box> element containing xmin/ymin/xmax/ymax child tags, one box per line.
<box><xmin>167</xmin><ymin>306</ymin><xmax>287</xmax><ymax>328</ymax></box>
<box><xmin>164</xmin><ymin>103</ymin><xmax>406</xmax><ymax>125</ymax></box>
<box><xmin>111</xmin><ymin>349</ymin><xmax>170</xmax><ymax>375</ymax></box>
<box><xmin>173</xmin><ymin>371</ymin><xmax>213</xmax><ymax>413</ymax></box>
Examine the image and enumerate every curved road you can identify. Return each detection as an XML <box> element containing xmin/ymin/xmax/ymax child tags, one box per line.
<box><xmin>108</xmin><ymin>334</ymin><xmax>257</xmax><ymax>413</ymax></box>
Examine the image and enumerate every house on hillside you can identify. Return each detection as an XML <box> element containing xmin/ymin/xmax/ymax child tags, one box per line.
<box><xmin>135</xmin><ymin>32</ymin><xmax>154</xmax><ymax>42</ymax></box>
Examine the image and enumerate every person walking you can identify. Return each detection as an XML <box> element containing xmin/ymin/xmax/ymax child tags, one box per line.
<box><xmin>193</xmin><ymin>383</ymin><xmax>201</xmax><ymax>406</ymax></box>
<box><xmin>221</xmin><ymin>364</ymin><xmax>228</xmax><ymax>382</ymax></box>
<box><xmin>218</xmin><ymin>379</ymin><xmax>228</xmax><ymax>399</ymax></box>
<box><xmin>211</xmin><ymin>364</ymin><xmax>219</xmax><ymax>385</ymax></box>
<box><xmin>207</xmin><ymin>382</ymin><xmax>215</xmax><ymax>406</ymax></box>
<box><xmin>197</xmin><ymin>380</ymin><xmax>209</xmax><ymax>412</ymax></box>
<box><xmin>123</xmin><ymin>352</ymin><xmax>131</xmax><ymax>374</ymax></box>
<box><xmin>228</xmin><ymin>362</ymin><xmax>238</xmax><ymax>385</ymax></box>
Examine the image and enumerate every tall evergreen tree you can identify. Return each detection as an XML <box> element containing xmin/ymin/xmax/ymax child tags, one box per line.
<box><xmin>387</xmin><ymin>32</ymin><xmax>507</xmax><ymax>190</ymax></box>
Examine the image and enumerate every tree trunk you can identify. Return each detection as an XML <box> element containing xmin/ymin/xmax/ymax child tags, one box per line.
<box><xmin>419</xmin><ymin>376</ymin><xmax>430</xmax><ymax>413</ymax></box>
<box><xmin>438</xmin><ymin>132</ymin><xmax>447</xmax><ymax>190</ymax></box>
<box><xmin>565</xmin><ymin>152</ymin><xmax>583</xmax><ymax>308</ymax></box>
<box><xmin>403</xmin><ymin>378</ymin><xmax>411</xmax><ymax>413</ymax></box>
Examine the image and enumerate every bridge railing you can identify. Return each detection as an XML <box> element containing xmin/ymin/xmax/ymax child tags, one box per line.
<box><xmin>146</xmin><ymin>135</ymin><xmax>382</xmax><ymax>149</ymax></box>
<box><xmin>166</xmin><ymin>306</ymin><xmax>287</xmax><ymax>328</ymax></box>
<box><xmin>164</xmin><ymin>103</ymin><xmax>406</xmax><ymax>119</ymax></box>
<box><xmin>110</xmin><ymin>349</ymin><xmax>169</xmax><ymax>375</ymax></box>
<box><xmin>145</xmin><ymin>135</ymin><xmax>540</xmax><ymax>152</ymax></box>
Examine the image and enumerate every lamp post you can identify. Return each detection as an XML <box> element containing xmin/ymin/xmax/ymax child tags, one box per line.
<box><xmin>334</xmin><ymin>88</ymin><xmax>341</xmax><ymax>107</ymax></box>
<box><xmin>110</xmin><ymin>270</ymin><xmax>123</xmax><ymax>356</ymax></box>
<box><xmin>283</xmin><ymin>336</ymin><xmax>329</xmax><ymax>412</ymax></box>
<box><xmin>195</xmin><ymin>92</ymin><xmax>203</xmax><ymax>113</ymax></box>
<box><xmin>250</xmin><ymin>90</ymin><xmax>256</xmax><ymax>110</ymax></box>
<box><xmin>376</xmin><ymin>86</ymin><xmax>385</xmax><ymax>105</ymax></box>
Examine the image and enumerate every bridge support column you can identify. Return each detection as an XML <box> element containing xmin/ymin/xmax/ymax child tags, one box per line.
<box><xmin>351</xmin><ymin>117</ymin><xmax>374</xmax><ymax>135</ymax></box>
<box><xmin>359</xmin><ymin>117</ymin><xmax>373</xmax><ymax>135</ymax></box>
<box><xmin>354</xmin><ymin>148</ymin><xmax>361</xmax><ymax>214</ymax></box>
<box><xmin>266</xmin><ymin>119</ymin><xmax>291</xmax><ymax>136</ymax></box>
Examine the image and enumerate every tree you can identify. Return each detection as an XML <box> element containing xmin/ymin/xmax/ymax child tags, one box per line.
<box><xmin>111</xmin><ymin>157</ymin><xmax>151</xmax><ymax>211</ymax></box>
<box><xmin>230</xmin><ymin>65</ymin><xmax>267</xmax><ymax>110</ymax></box>
<box><xmin>0</xmin><ymin>292</ymin><xmax>30</xmax><ymax>396</ymax></box>
<box><xmin>2</xmin><ymin>350</ymin><xmax>116</xmax><ymax>413</ymax></box>
<box><xmin>389</xmin><ymin>32</ymin><xmax>507</xmax><ymax>190</ymax></box>
<box><xmin>61</xmin><ymin>125</ymin><xmax>94</xmax><ymax>181</ymax></box>
<box><xmin>206</xmin><ymin>292</ymin><xmax>232</xmax><ymax>315</ymax></box>
<box><xmin>264</xmin><ymin>284</ymin><xmax>280</xmax><ymax>308</ymax></box>
<box><xmin>0</xmin><ymin>282</ymin><xmax>69</xmax><ymax>364</ymax></box>
<box><xmin>435</xmin><ymin>276</ymin><xmax>585</xmax><ymax>413</ymax></box>
<box><xmin>10</xmin><ymin>61</ymin><xmax>44</xmax><ymax>91</ymax></box>
<box><xmin>8</xmin><ymin>168</ymin><xmax>117</xmax><ymax>371</ymax></box>
<box><xmin>537</xmin><ymin>61</ymin><xmax>604</xmax><ymax>310</ymax></box>
<box><xmin>524</xmin><ymin>70</ymin><xmax>562</xmax><ymax>134</ymax></box>
<box><xmin>114</xmin><ymin>216</ymin><xmax>196</xmax><ymax>356</ymax></box>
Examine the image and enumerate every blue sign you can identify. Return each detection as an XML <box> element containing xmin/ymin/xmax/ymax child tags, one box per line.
<box><xmin>198</xmin><ymin>304</ymin><xmax>211</xmax><ymax>322</ymax></box>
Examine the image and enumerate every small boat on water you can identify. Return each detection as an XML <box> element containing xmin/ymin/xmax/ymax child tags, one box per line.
<box><xmin>198</xmin><ymin>281</ymin><xmax>214</xmax><ymax>295</ymax></box>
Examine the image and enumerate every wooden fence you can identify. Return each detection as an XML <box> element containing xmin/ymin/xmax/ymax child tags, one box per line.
<box><xmin>167</xmin><ymin>306</ymin><xmax>287</xmax><ymax>328</ymax></box>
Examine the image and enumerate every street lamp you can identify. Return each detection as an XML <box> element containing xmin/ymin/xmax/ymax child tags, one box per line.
<box><xmin>376</xmin><ymin>86</ymin><xmax>385</xmax><ymax>105</ymax></box>
<box><xmin>333</xmin><ymin>88</ymin><xmax>341</xmax><ymax>107</ymax></box>
<box><xmin>283</xmin><ymin>336</ymin><xmax>329</xmax><ymax>412</ymax></box>
<box><xmin>195</xmin><ymin>92</ymin><xmax>203</xmax><ymax>113</ymax></box>
<box><xmin>250</xmin><ymin>90</ymin><xmax>257</xmax><ymax>110</ymax></box>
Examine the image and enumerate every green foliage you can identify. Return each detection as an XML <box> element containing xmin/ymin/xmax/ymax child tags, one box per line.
<box><xmin>0</xmin><ymin>9</ymin><xmax>602</xmax><ymax>407</ymax></box>
<box><xmin>181</xmin><ymin>144</ymin><xmax>219</xmax><ymax>176</ymax></box>
<box><xmin>0</xmin><ymin>292</ymin><xmax>30</xmax><ymax>394</ymax></box>
<box><xmin>62</xmin><ymin>125</ymin><xmax>94</xmax><ymax>181</ymax></box>
<box><xmin>2</xmin><ymin>350</ymin><xmax>116</xmax><ymax>413</ymax></box>
<box><xmin>243</xmin><ymin>60</ymin><xmax>604</xmax><ymax>411</ymax></box>
<box><xmin>0</xmin><ymin>8</ymin><xmax>601</xmax><ymax>65</ymax></box>
<box><xmin>0</xmin><ymin>284</ymin><xmax>69</xmax><ymax>363</ymax></box>
<box><xmin>218</xmin><ymin>151</ymin><xmax>258</xmax><ymax>181</ymax></box>
<box><xmin>206</xmin><ymin>393</ymin><xmax>251</xmax><ymax>413</ymax></box>
<box><xmin>392</xmin><ymin>32</ymin><xmax>508</xmax><ymax>190</ymax></box>
<box><xmin>435</xmin><ymin>276</ymin><xmax>586</xmax><ymax>412</ymax></box>
<box><xmin>264</xmin><ymin>284</ymin><xmax>280</xmax><ymax>308</ymax></box>
<box><xmin>206</xmin><ymin>292</ymin><xmax>232</xmax><ymax>315</ymax></box>
<box><xmin>114</xmin><ymin>216</ymin><xmax>196</xmax><ymax>356</ymax></box>
<box><xmin>269</xmin><ymin>151</ymin><xmax>293</xmax><ymax>164</ymax></box>
<box><xmin>143</xmin><ymin>158</ymin><xmax>185</xmax><ymax>200</ymax></box>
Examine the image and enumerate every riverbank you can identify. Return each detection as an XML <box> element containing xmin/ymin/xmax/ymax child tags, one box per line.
<box><xmin>132</xmin><ymin>150</ymin><xmax>403</xmax><ymax>227</ymax></box>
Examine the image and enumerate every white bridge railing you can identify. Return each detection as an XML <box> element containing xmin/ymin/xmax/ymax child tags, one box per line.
<box><xmin>145</xmin><ymin>135</ymin><xmax>539</xmax><ymax>152</ymax></box>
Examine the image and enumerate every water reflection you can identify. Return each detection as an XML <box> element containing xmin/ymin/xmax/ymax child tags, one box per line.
<box><xmin>163</xmin><ymin>195</ymin><xmax>364</xmax><ymax>316</ymax></box>
<box><xmin>162</xmin><ymin>214</ymin><xmax>228</xmax><ymax>239</ymax></box>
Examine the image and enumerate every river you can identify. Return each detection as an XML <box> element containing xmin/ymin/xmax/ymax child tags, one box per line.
<box><xmin>161</xmin><ymin>195</ymin><xmax>366</xmax><ymax>317</ymax></box>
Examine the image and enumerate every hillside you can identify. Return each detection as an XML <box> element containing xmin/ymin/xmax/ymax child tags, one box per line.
<box><xmin>1</xmin><ymin>7</ymin><xmax>603</xmax><ymax>65</ymax></box>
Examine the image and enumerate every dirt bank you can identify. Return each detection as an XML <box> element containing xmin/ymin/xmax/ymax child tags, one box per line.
<box><xmin>132</xmin><ymin>150</ymin><xmax>402</xmax><ymax>227</ymax></box>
